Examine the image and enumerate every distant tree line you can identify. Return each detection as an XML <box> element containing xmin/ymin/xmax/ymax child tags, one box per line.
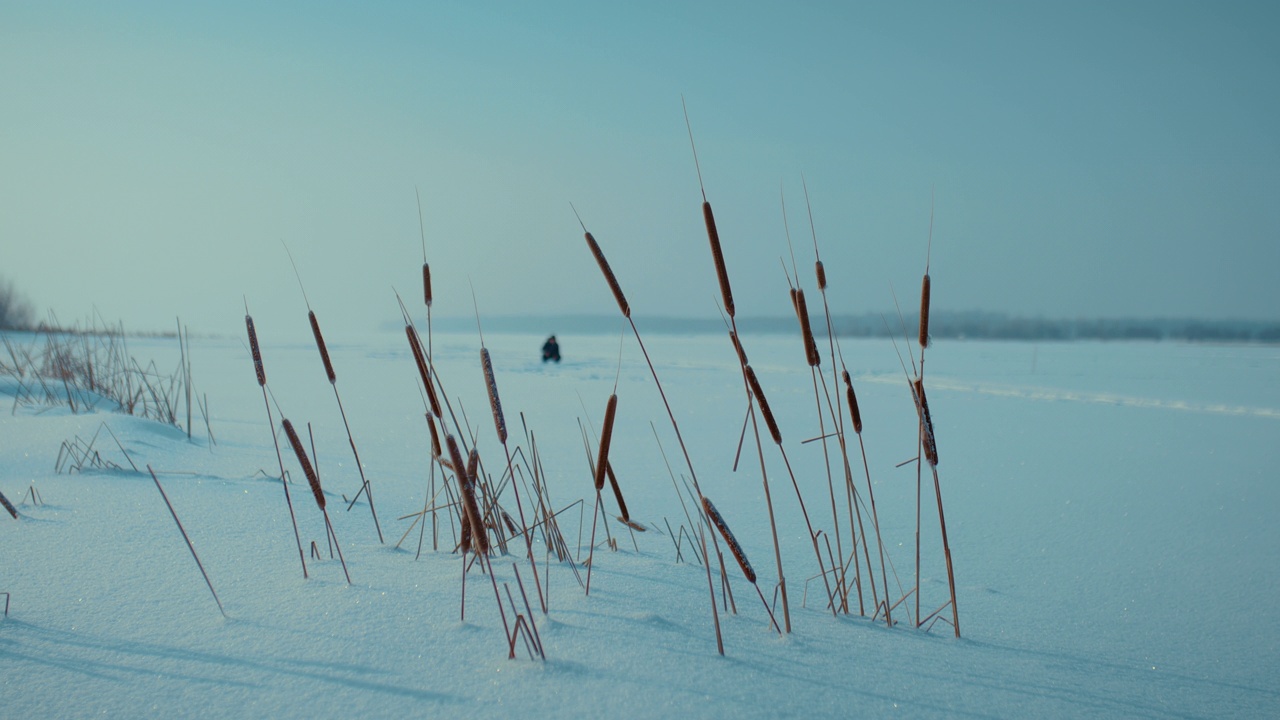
<box><xmin>447</xmin><ymin>311</ymin><xmax>1280</xmax><ymax>344</ymax></box>
<box><xmin>820</xmin><ymin>311</ymin><xmax>1280</xmax><ymax>344</ymax></box>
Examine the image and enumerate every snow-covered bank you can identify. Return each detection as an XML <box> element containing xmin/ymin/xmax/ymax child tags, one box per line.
<box><xmin>3</xmin><ymin>331</ymin><xmax>1277</xmax><ymax>718</ymax></box>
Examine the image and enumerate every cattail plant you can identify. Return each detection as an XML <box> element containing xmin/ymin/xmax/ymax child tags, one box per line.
<box><xmin>480</xmin><ymin>343</ymin><xmax>545</xmax><ymax>610</ymax></box>
<box><xmin>844</xmin><ymin>367</ymin><xmax>892</xmax><ymax>625</ymax></box>
<box><xmin>446</xmin><ymin>435</ymin><xmax>488</xmax><ymax>555</ymax></box>
<box><xmin>704</xmin><ymin>202</ymin><xmax>735</xmax><ymax>319</ymax></box>
<box><xmin>681</xmin><ymin>109</ymin><xmax>796</xmax><ymax>630</ymax></box>
<box><xmin>702</xmin><ymin>495</ymin><xmax>780</xmax><ymax>634</ymax></box>
<box><xmin>585</xmin><ymin>393</ymin><xmax>618</xmax><ymax>595</ymax></box>
<box><xmin>576</xmin><ymin>201</ymin><xmax>738</xmax><ymax>647</ymax></box>
<box><xmin>245</xmin><ymin>303</ymin><xmax>308</xmax><ymax>579</ymax></box>
<box><xmin>745</xmin><ymin>363</ymin><xmax>836</xmax><ymax>615</ymax></box>
<box><xmin>912</xmin><ymin>377</ymin><xmax>939</xmax><ymax>467</ymax></box>
<box><xmin>583</xmin><ymin>232</ymin><xmax>630</xmax><ymax>319</ymax></box>
<box><xmin>787</xmin><ymin>183</ymin><xmax>875</xmax><ymax>617</ymax></box>
<box><xmin>909</xmin><ymin>374</ymin><xmax>958</xmax><ymax>637</ymax></box>
<box><xmin>282</xmin><ymin>418</ymin><xmax>351</xmax><ymax>584</ymax></box>
<box><xmin>283</xmin><ymin>245</ymin><xmax>384</xmax><ymax>544</ymax></box>
<box><xmin>405</xmin><ymin>324</ymin><xmax>444</xmax><ymax>419</ymax></box>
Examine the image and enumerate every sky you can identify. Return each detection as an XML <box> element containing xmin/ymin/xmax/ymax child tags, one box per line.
<box><xmin>2</xmin><ymin>1</ymin><xmax>1278</xmax><ymax>338</ymax></box>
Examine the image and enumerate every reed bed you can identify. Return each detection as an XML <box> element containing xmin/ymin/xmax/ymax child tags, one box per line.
<box><xmin>211</xmin><ymin>111</ymin><xmax>966</xmax><ymax>663</ymax></box>
<box><xmin>1</xmin><ymin>315</ymin><xmax>205</xmax><ymax>435</ymax></box>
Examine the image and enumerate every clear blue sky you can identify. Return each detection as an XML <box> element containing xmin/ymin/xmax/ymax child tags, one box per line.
<box><xmin>3</xmin><ymin>1</ymin><xmax>1277</xmax><ymax>337</ymax></box>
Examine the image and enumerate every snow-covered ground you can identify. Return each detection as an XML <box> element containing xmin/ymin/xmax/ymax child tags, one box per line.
<box><xmin>3</xmin><ymin>327</ymin><xmax>1277</xmax><ymax>718</ymax></box>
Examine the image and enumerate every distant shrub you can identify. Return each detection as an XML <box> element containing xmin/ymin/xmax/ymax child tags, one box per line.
<box><xmin>0</xmin><ymin>276</ymin><xmax>35</xmax><ymax>330</ymax></box>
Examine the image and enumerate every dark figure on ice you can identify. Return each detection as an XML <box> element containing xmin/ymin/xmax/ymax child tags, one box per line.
<box><xmin>542</xmin><ymin>335</ymin><xmax>561</xmax><ymax>363</ymax></box>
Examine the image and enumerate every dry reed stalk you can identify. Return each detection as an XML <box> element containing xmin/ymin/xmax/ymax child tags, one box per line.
<box><xmin>747</xmin><ymin>363</ymin><xmax>838</xmax><ymax>615</ymax></box>
<box><xmin>701</xmin><ymin>496</ymin><xmax>754</xmax><ymax>583</ymax></box>
<box><xmin>0</xmin><ymin>490</ymin><xmax>18</xmax><ymax>519</ymax></box>
<box><xmin>282</xmin><ymin>419</ymin><xmax>325</xmax><ymax>510</ymax></box>
<box><xmin>843</xmin><ymin>366</ymin><xmax>892</xmax><ymax>624</ymax></box>
<box><xmin>584</xmin><ymin>233</ymin><xmax>630</xmax><ymax>318</ymax></box>
<box><xmin>919</xmin><ymin>274</ymin><xmax>931</xmax><ymax>349</ymax></box>
<box><xmin>698</xmin><ymin>525</ymin><xmax>725</xmax><ymax>655</ymax></box>
<box><xmin>482</xmin><ymin>351</ymin><xmax>546</xmax><ymax>611</ymax></box>
<box><xmin>736</xmin><ymin>360</ymin><xmax>791</xmax><ymax>632</ymax></box>
<box><xmin>579</xmin><ymin>208</ymin><xmax>733</xmax><ymax>637</ymax></box>
<box><xmin>703</xmin><ymin>202</ymin><xmax>735</xmax><ymax>318</ymax></box>
<box><xmin>929</xmin><ymin>462</ymin><xmax>960</xmax><ymax>637</ymax></box>
<box><xmin>149</xmin><ymin>465</ymin><xmax>226</xmax><ymax>617</ymax></box>
<box><xmin>245</xmin><ymin>308</ymin><xmax>308</xmax><ymax>579</ymax></box>
<box><xmin>303</xmin><ymin>307</ymin><xmax>383</xmax><ymax>542</ymax></box>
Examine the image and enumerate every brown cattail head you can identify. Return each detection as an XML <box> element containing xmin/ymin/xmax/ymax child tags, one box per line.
<box><xmin>584</xmin><ymin>232</ymin><xmax>630</xmax><ymax>318</ymax></box>
<box><xmin>480</xmin><ymin>348</ymin><xmax>507</xmax><ymax>444</ymax></box>
<box><xmin>919</xmin><ymin>273</ymin><xmax>931</xmax><ymax>349</ymax></box>
<box><xmin>842</xmin><ymin>370</ymin><xmax>863</xmax><ymax>434</ymax></box>
<box><xmin>446</xmin><ymin>435</ymin><xmax>488</xmax><ymax>554</ymax></box>
<box><xmin>912</xmin><ymin>377</ymin><xmax>939</xmax><ymax>466</ymax></box>
<box><xmin>425</xmin><ymin>412</ymin><xmax>442</xmax><ymax>458</ymax></box>
<box><xmin>445</xmin><ymin>434</ymin><xmax>468</xmax><ymax>485</ymax></box>
<box><xmin>459</xmin><ymin>518</ymin><xmax>472</xmax><ymax>554</ymax></box>
<box><xmin>501</xmin><ymin>510</ymin><xmax>519</xmax><ymax>536</ymax></box>
<box><xmin>605</xmin><ymin>461</ymin><xmax>629</xmax><ymax>520</ymax></box>
<box><xmin>246</xmin><ymin>315</ymin><xmax>266</xmax><ymax>387</ymax></box>
<box><xmin>309</xmin><ymin>311</ymin><xmax>336</xmax><ymax>384</ymax></box>
<box><xmin>405</xmin><ymin>324</ymin><xmax>442</xmax><ymax>418</ymax></box>
<box><xmin>701</xmin><ymin>496</ymin><xmax>756</xmax><ymax>583</ymax></box>
<box><xmin>466</xmin><ymin>448</ymin><xmax>480</xmax><ymax>489</ymax></box>
<box><xmin>594</xmin><ymin>393</ymin><xmax>618</xmax><ymax>491</ymax></box>
<box><xmin>815</xmin><ymin>260</ymin><xmax>827</xmax><ymax>291</ymax></box>
<box><xmin>745</xmin><ymin>365</ymin><xmax>782</xmax><ymax>445</ymax></box>
<box><xmin>422</xmin><ymin>262</ymin><xmax>432</xmax><ymax>307</ymax></box>
<box><xmin>795</xmin><ymin>289</ymin><xmax>821</xmax><ymax>367</ymax></box>
<box><xmin>282</xmin><ymin>419</ymin><xmax>324</xmax><ymax>510</ymax></box>
<box><xmin>789</xmin><ymin>287</ymin><xmax>798</xmax><ymax>313</ymax></box>
<box><xmin>464</xmin><ymin>448</ymin><xmax>489</xmax><ymax>553</ymax></box>
<box><xmin>703</xmin><ymin>202</ymin><xmax>735</xmax><ymax>318</ymax></box>
<box><xmin>729</xmin><ymin>331</ymin><xmax>749</xmax><ymax>368</ymax></box>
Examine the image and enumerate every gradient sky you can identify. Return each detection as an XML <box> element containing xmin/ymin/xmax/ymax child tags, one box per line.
<box><xmin>3</xmin><ymin>1</ymin><xmax>1278</xmax><ymax>338</ymax></box>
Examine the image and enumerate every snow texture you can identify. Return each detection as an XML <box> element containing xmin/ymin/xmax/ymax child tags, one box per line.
<box><xmin>2</xmin><ymin>330</ymin><xmax>1278</xmax><ymax>718</ymax></box>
